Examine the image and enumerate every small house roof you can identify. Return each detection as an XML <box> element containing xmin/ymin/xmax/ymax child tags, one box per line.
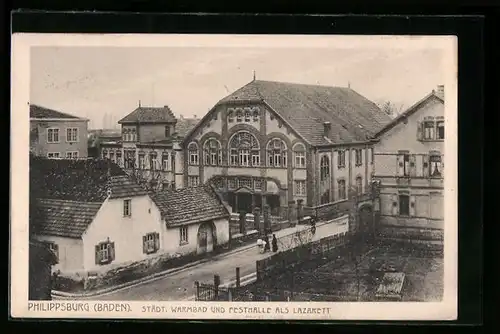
<box><xmin>118</xmin><ymin>105</ymin><xmax>176</xmax><ymax>124</ymax></box>
<box><xmin>151</xmin><ymin>185</ymin><xmax>229</xmax><ymax>227</ymax></box>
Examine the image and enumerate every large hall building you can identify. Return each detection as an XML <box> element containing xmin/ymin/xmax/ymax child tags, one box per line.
<box><xmin>181</xmin><ymin>79</ymin><xmax>392</xmax><ymax>217</ymax></box>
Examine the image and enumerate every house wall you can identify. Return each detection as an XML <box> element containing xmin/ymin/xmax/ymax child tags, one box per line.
<box><xmin>161</xmin><ymin>217</ymin><xmax>230</xmax><ymax>256</ymax></box>
<box><xmin>32</xmin><ymin>235</ymin><xmax>85</xmax><ymax>275</ymax></box>
<box><xmin>82</xmin><ymin>195</ymin><xmax>163</xmax><ymax>273</ymax></box>
<box><xmin>30</xmin><ymin>119</ymin><xmax>89</xmax><ymax>158</ymax></box>
<box><xmin>373</xmin><ymin>96</ymin><xmax>444</xmax><ymax>241</ymax></box>
<box><xmin>138</xmin><ymin>123</ymin><xmax>176</xmax><ymax>143</ymax></box>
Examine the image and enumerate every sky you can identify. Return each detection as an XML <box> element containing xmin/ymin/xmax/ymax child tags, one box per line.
<box><xmin>30</xmin><ymin>45</ymin><xmax>445</xmax><ymax>129</ymax></box>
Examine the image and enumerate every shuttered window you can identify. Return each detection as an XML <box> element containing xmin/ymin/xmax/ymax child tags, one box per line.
<box><xmin>95</xmin><ymin>241</ymin><xmax>115</xmax><ymax>265</ymax></box>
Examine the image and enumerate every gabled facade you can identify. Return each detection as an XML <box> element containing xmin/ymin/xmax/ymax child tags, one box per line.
<box><xmin>100</xmin><ymin>103</ymin><xmax>200</xmax><ymax>190</ymax></box>
<box><xmin>181</xmin><ymin>80</ymin><xmax>392</xmax><ymax>218</ymax></box>
<box><xmin>30</xmin><ymin>104</ymin><xmax>89</xmax><ymax>158</ymax></box>
<box><xmin>372</xmin><ymin>85</ymin><xmax>445</xmax><ymax>242</ymax></box>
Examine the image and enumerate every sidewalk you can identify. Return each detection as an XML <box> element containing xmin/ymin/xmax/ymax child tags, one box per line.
<box><xmin>52</xmin><ymin>216</ymin><xmax>348</xmax><ymax>299</ymax></box>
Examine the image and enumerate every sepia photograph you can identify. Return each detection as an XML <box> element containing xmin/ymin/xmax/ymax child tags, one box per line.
<box><xmin>11</xmin><ymin>34</ymin><xmax>458</xmax><ymax>320</ymax></box>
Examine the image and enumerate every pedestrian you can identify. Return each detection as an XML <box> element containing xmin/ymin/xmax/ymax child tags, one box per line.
<box><xmin>264</xmin><ymin>235</ymin><xmax>271</xmax><ymax>252</ymax></box>
<box><xmin>272</xmin><ymin>234</ymin><xmax>278</xmax><ymax>252</ymax></box>
<box><xmin>310</xmin><ymin>217</ymin><xmax>316</xmax><ymax>235</ymax></box>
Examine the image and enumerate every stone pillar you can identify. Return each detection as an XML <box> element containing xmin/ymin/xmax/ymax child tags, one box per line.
<box><xmin>263</xmin><ymin>204</ymin><xmax>271</xmax><ymax>235</ymax></box>
<box><xmin>296</xmin><ymin>199</ymin><xmax>304</xmax><ymax>224</ymax></box>
<box><xmin>288</xmin><ymin>200</ymin><xmax>297</xmax><ymax>227</ymax></box>
<box><xmin>253</xmin><ymin>207</ymin><xmax>262</xmax><ymax>232</ymax></box>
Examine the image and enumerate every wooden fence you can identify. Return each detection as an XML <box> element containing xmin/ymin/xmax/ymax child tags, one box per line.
<box><xmin>256</xmin><ymin>232</ymin><xmax>352</xmax><ymax>282</ymax></box>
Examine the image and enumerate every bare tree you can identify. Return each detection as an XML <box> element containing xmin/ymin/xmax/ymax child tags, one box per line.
<box><xmin>378</xmin><ymin>101</ymin><xmax>405</xmax><ymax>118</ymax></box>
<box><xmin>125</xmin><ymin>154</ymin><xmax>165</xmax><ymax>193</ymax></box>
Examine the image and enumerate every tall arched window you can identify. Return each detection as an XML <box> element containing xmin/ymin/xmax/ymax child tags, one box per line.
<box><xmin>204</xmin><ymin>139</ymin><xmax>222</xmax><ymax>166</ymax></box>
<box><xmin>188</xmin><ymin>142</ymin><xmax>199</xmax><ymax>165</ymax></box>
<box><xmin>356</xmin><ymin>175</ymin><xmax>363</xmax><ymax>194</ymax></box>
<box><xmin>293</xmin><ymin>143</ymin><xmax>306</xmax><ymax>168</ymax></box>
<box><xmin>229</xmin><ymin>131</ymin><xmax>260</xmax><ymax>167</ymax></box>
<box><xmin>320</xmin><ymin>155</ymin><xmax>330</xmax><ymax>181</ymax></box>
<box><xmin>267</xmin><ymin>139</ymin><xmax>287</xmax><ymax>167</ymax></box>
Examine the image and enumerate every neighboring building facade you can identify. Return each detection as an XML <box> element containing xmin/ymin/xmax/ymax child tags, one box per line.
<box><xmin>100</xmin><ymin>104</ymin><xmax>199</xmax><ymax>190</ymax></box>
<box><xmin>181</xmin><ymin>80</ymin><xmax>392</xmax><ymax>217</ymax></box>
<box><xmin>30</xmin><ymin>156</ymin><xmax>229</xmax><ymax>277</ymax></box>
<box><xmin>30</xmin><ymin>104</ymin><xmax>89</xmax><ymax>158</ymax></box>
<box><xmin>372</xmin><ymin>85</ymin><xmax>445</xmax><ymax>242</ymax></box>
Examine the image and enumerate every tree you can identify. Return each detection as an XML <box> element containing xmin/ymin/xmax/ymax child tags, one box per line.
<box><xmin>126</xmin><ymin>155</ymin><xmax>165</xmax><ymax>193</ymax></box>
<box><xmin>378</xmin><ymin>101</ymin><xmax>405</xmax><ymax>118</ymax></box>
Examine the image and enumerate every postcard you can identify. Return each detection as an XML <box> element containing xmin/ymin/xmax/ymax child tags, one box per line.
<box><xmin>11</xmin><ymin>33</ymin><xmax>457</xmax><ymax>320</ymax></box>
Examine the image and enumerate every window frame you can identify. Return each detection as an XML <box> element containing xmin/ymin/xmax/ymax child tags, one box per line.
<box><xmin>355</xmin><ymin>149</ymin><xmax>363</xmax><ymax>166</ymax></box>
<box><xmin>179</xmin><ymin>226</ymin><xmax>189</xmax><ymax>245</ymax></box>
<box><xmin>398</xmin><ymin>194</ymin><xmax>410</xmax><ymax>216</ymax></box>
<box><xmin>436</xmin><ymin>120</ymin><xmax>445</xmax><ymax>140</ymax></box>
<box><xmin>95</xmin><ymin>240</ymin><xmax>115</xmax><ymax>265</ymax></box>
<box><xmin>337</xmin><ymin>179</ymin><xmax>346</xmax><ymax>200</ymax></box>
<box><xmin>188</xmin><ymin>142</ymin><xmax>199</xmax><ymax>166</ymax></box>
<box><xmin>267</xmin><ymin>138</ymin><xmax>287</xmax><ymax>168</ymax></box>
<box><xmin>47</xmin><ymin>128</ymin><xmax>60</xmax><ymax>143</ymax></box>
<box><xmin>143</xmin><ymin>232</ymin><xmax>160</xmax><ymax>255</ymax></box>
<box><xmin>337</xmin><ymin>150</ymin><xmax>346</xmax><ymax>168</ymax></box>
<box><xmin>320</xmin><ymin>155</ymin><xmax>330</xmax><ymax>181</ymax></box>
<box><xmin>294</xmin><ymin>180</ymin><xmax>307</xmax><ymax>196</ymax></box>
<box><xmin>66</xmin><ymin>151</ymin><xmax>79</xmax><ymax>159</ymax></box>
<box><xmin>66</xmin><ymin>127</ymin><xmax>79</xmax><ymax>143</ymax></box>
<box><xmin>47</xmin><ymin>152</ymin><xmax>61</xmax><ymax>159</ymax></box>
<box><xmin>123</xmin><ymin>199</ymin><xmax>132</xmax><ymax>217</ymax></box>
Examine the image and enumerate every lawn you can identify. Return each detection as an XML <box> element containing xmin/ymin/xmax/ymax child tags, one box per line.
<box><xmin>245</xmin><ymin>241</ymin><xmax>444</xmax><ymax>302</ymax></box>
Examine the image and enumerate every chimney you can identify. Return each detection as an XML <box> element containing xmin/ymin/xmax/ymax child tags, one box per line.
<box><xmin>323</xmin><ymin>121</ymin><xmax>332</xmax><ymax>138</ymax></box>
<box><xmin>436</xmin><ymin>85</ymin><xmax>444</xmax><ymax>99</ymax></box>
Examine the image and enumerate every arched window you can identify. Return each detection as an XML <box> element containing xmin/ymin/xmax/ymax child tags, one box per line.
<box><xmin>320</xmin><ymin>155</ymin><xmax>330</xmax><ymax>181</ymax></box>
<box><xmin>188</xmin><ymin>142</ymin><xmax>199</xmax><ymax>165</ymax></box>
<box><xmin>204</xmin><ymin>139</ymin><xmax>222</xmax><ymax>166</ymax></box>
<box><xmin>267</xmin><ymin>138</ymin><xmax>287</xmax><ymax>167</ymax></box>
<box><xmin>229</xmin><ymin>131</ymin><xmax>260</xmax><ymax>167</ymax></box>
<box><xmin>356</xmin><ymin>175</ymin><xmax>363</xmax><ymax>194</ymax></box>
<box><xmin>227</xmin><ymin>108</ymin><xmax>234</xmax><ymax>123</ymax></box>
<box><xmin>293</xmin><ymin>143</ymin><xmax>306</xmax><ymax>168</ymax></box>
<box><xmin>236</xmin><ymin>108</ymin><xmax>243</xmax><ymax>122</ymax></box>
<box><xmin>252</xmin><ymin>107</ymin><xmax>260</xmax><ymax>122</ymax></box>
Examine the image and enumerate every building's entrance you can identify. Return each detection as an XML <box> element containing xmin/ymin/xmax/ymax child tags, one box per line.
<box><xmin>197</xmin><ymin>222</ymin><xmax>216</xmax><ymax>255</ymax></box>
<box><xmin>237</xmin><ymin>193</ymin><xmax>253</xmax><ymax>214</ymax></box>
<box><xmin>266</xmin><ymin>194</ymin><xmax>281</xmax><ymax>216</ymax></box>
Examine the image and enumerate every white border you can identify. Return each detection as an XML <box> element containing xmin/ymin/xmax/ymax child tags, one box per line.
<box><xmin>11</xmin><ymin>33</ymin><xmax>458</xmax><ymax>320</ymax></box>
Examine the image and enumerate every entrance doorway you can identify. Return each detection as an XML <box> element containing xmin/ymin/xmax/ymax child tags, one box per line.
<box><xmin>197</xmin><ymin>222</ymin><xmax>216</xmax><ymax>255</ymax></box>
<box><xmin>266</xmin><ymin>195</ymin><xmax>281</xmax><ymax>216</ymax></box>
<box><xmin>237</xmin><ymin>193</ymin><xmax>253</xmax><ymax>214</ymax></box>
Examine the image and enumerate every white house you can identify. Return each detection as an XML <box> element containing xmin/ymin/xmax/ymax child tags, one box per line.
<box><xmin>30</xmin><ymin>156</ymin><xmax>230</xmax><ymax>277</ymax></box>
<box><xmin>150</xmin><ymin>185</ymin><xmax>231</xmax><ymax>256</ymax></box>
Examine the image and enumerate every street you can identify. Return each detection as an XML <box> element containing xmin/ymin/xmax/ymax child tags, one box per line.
<box><xmin>71</xmin><ymin>220</ymin><xmax>347</xmax><ymax>301</ymax></box>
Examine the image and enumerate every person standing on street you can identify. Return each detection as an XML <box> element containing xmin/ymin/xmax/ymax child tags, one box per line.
<box><xmin>272</xmin><ymin>234</ymin><xmax>278</xmax><ymax>252</ymax></box>
<box><xmin>264</xmin><ymin>235</ymin><xmax>271</xmax><ymax>252</ymax></box>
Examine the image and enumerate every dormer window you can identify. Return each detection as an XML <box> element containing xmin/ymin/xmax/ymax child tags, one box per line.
<box><xmin>165</xmin><ymin>126</ymin><xmax>171</xmax><ymax>138</ymax></box>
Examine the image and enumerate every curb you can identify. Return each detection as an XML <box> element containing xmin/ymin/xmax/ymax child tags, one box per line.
<box><xmin>52</xmin><ymin>218</ymin><xmax>343</xmax><ymax>299</ymax></box>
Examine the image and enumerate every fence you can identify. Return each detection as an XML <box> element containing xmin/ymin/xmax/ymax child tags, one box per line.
<box><xmin>256</xmin><ymin>232</ymin><xmax>353</xmax><ymax>282</ymax></box>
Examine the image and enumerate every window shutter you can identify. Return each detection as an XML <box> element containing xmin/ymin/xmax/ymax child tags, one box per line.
<box><xmin>391</xmin><ymin>194</ymin><xmax>398</xmax><ymax>216</ymax></box>
<box><xmin>410</xmin><ymin>195</ymin><xmax>416</xmax><ymax>216</ymax></box>
<box><xmin>416</xmin><ymin>121</ymin><xmax>423</xmax><ymax>140</ymax></box>
<box><xmin>409</xmin><ymin>155</ymin><xmax>417</xmax><ymax>176</ymax></box>
<box><xmin>95</xmin><ymin>245</ymin><xmax>100</xmax><ymax>265</ymax></box>
<box><xmin>109</xmin><ymin>242</ymin><xmax>115</xmax><ymax>261</ymax></box>
<box><xmin>154</xmin><ymin>232</ymin><xmax>160</xmax><ymax>251</ymax></box>
<box><xmin>142</xmin><ymin>235</ymin><xmax>147</xmax><ymax>254</ymax></box>
<box><xmin>422</xmin><ymin>155</ymin><xmax>430</xmax><ymax>177</ymax></box>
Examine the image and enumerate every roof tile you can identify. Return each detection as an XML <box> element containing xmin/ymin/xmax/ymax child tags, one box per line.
<box><xmin>118</xmin><ymin>106</ymin><xmax>176</xmax><ymax>124</ymax></box>
<box><xmin>218</xmin><ymin>80</ymin><xmax>393</xmax><ymax>145</ymax></box>
<box><xmin>151</xmin><ymin>185</ymin><xmax>229</xmax><ymax>227</ymax></box>
<box><xmin>30</xmin><ymin>104</ymin><xmax>81</xmax><ymax>119</ymax></box>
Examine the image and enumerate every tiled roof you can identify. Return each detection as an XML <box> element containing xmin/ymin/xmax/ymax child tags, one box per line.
<box><xmin>109</xmin><ymin>175</ymin><xmax>148</xmax><ymax>199</ymax></box>
<box><xmin>30</xmin><ymin>155</ymin><xmax>127</xmax><ymax>202</ymax></box>
<box><xmin>30</xmin><ymin>104</ymin><xmax>81</xmax><ymax>119</ymax></box>
<box><xmin>374</xmin><ymin>91</ymin><xmax>444</xmax><ymax>138</ymax></box>
<box><xmin>118</xmin><ymin>105</ymin><xmax>176</xmax><ymax>124</ymax></box>
<box><xmin>217</xmin><ymin>80</ymin><xmax>393</xmax><ymax>145</ymax></box>
<box><xmin>151</xmin><ymin>185</ymin><xmax>230</xmax><ymax>227</ymax></box>
<box><xmin>33</xmin><ymin>199</ymin><xmax>102</xmax><ymax>238</ymax></box>
<box><xmin>175</xmin><ymin>117</ymin><xmax>200</xmax><ymax>138</ymax></box>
